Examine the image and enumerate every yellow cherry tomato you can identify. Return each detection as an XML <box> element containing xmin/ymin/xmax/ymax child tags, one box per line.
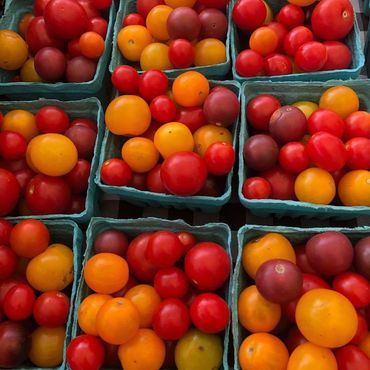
<box><xmin>105</xmin><ymin>95</ymin><xmax>151</xmax><ymax>136</ymax></box>
<box><xmin>292</xmin><ymin>101</ymin><xmax>319</xmax><ymax>119</ymax></box>
<box><xmin>20</xmin><ymin>58</ymin><xmax>44</xmax><ymax>82</ymax></box>
<box><xmin>140</xmin><ymin>43</ymin><xmax>173</xmax><ymax>71</ymax></box>
<box><xmin>0</xmin><ymin>30</ymin><xmax>29</xmax><ymax>71</ymax></box>
<box><xmin>296</xmin><ymin>289</ymin><xmax>358</xmax><ymax>348</ymax></box>
<box><xmin>194</xmin><ymin>38</ymin><xmax>226</xmax><ymax>66</ymax></box>
<box><xmin>27</xmin><ymin>134</ymin><xmax>78</xmax><ymax>176</ymax></box>
<box><xmin>2</xmin><ymin>109</ymin><xmax>38</xmax><ymax>142</ymax></box>
<box><xmin>338</xmin><ymin>170</ymin><xmax>370</xmax><ymax>206</ymax></box>
<box><xmin>146</xmin><ymin>5</ymin><xmax>173</xmax><ymax>41</ymax></box>
<box><xmin>154</xmin><ymin>122</ymin><xmax>194</xmax><ymax>158</ymax></box>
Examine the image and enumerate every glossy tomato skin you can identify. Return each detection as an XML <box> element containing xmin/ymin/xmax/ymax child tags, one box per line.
<box><xmin>35</xmin><ymin>106</ymin><xmax>70</xmax><ymax>134</ymax></box>
<box><xmin>168</xmin><ymin>39</ymin><xmax>195</xmax><ymax>69</ymax></box>
<box><xmin>345</xmin><ymin>138</ymin><xmax>370</xmax><ymax>170</ymax></box>
<box><xmin>65</xmin><ymin>159</ymin><xmax>91</xmax><ymax>194</ymax></box>
<box><xmin>284</xmin><ymin>26</ymin><xmax>314</xmax><ymax>56</ymax></box>
<box><xmin>150</xmin><ymin>95</ymin><xmax>177</xmax><ymax>123</ymax></box>
<box><xmin>111</xmin><ymin>65</ymin><xmax>139</xmax><ymax>94</ymax></box>
<box><xmin>0</xmin><ymin>219</ymin><xmax>13</xmax><ymax>246</ymax></box>
<box><xmin>349</xmin><ymin>313</ymin><xmax>368</xmax><ymax>345</ymax></box>
<box><xmin>138</xmin><ymin>70</ymin><xmax>168</xmax><ymax>102</ymax></box>
<box><xmin>0</xmin><ymin>246</ymin><xmax>17</xmax><ymax>280</ymax></box>
<box><xmin>264</xmin><ymin>54</ymin><xmax>293</xmax><ymax>76</ymax></box>
<box><xmin>136</xmin><ymin>0</ymin><xmax>164</xmax><ymax>18</ymax></box>
<box><xmin>100</xmin><ymin>159</ymin><xmax>132</xmax><ymax>186</ymax></box>
<box><xmin>279</xmin><ymin>142</ymin><xmax>310</xmax><ymax>174</ymax></box>
<box><xmin>0</xmin><ymin>131</ymin><xmax>27</xmax><ymax>161</ymax></box>
<box><xmin>232</xmin><ymin>0</ymin><xmax>266</xmax><ymax>32</ymax></box>
<box><xmin>344</xmin><ymin>112</ymin><xmax>370</xmax><ymax>139</ymax></box>
<box><xmin>123</xmin><ymin>13</ymin><xmax>145</xmax><ymax>26</ymax></box>
<box><xmin>242</xmin><ymin>177</ymin><xmax>272</xmax><ymax>199</ymax></box>
<box><xmin>154</xmin><ymin>267</ymin><xmax>189</xmax><ymax>299</ymax></box>
<box><xmin>90</xmin><ymin>0</ymin><xmax>112</xmax><ymax>10</ymax></box>
<box><xmin>235</xmin><ymin>49</ymin><xmax>264</xmax><ymax>77</ymax></box>
<box><xmin>177</xmin><ymin>232</ymin><xmax>196</xmax><ymax>255</ymax></box>
<box><xmin>276</xmin><ymin>4</ymin><xmax>305</xmax><ymax>30</ymax></box>
<box><xmin>335</xmin><ymin>345</ymin><xmax>370</xmax><ymax>370</ymax></box>
<box><xmin>146</xmin><ymin>164</ymin><xmax>167</xmax><ymax>193</ymax></box>
<box><xmin>88</xmin><ymin>17</ymin><xmax>108</xmax><ymax>38</ymax></box>
<box><xmin>295</xmin><ymin>245</ymin><xmax>319</xmax><ymax>275</ymax></box>
<box><xmin>261</xmin><ymin>166</ymin><xmax>296</xmax><ymax>200</ymax></box>
<box><xmin>175</xmin><ymin>107</ymin><xmax>206</xmax><ymax>134</ymax></box>
<box><xmin>0</xmin><ymin>169</ymin><xmax>20</xmax><ymax>216</ymax></box>
<box><xmin>308</xmin><ymin>108</ymin><xmax>345</xmax><ymax>137</ymax></box>
<box><xmin>295</xmin><ymin>41</ymin><xmax>327</xmax><ymax>72</ymax></box>
<box><xmin>3</xmin><ymin>283</ymin><xmax>36</xmax><ymax>321</ymax></box>
<box><xmin>33</xmin><ymin>0</ymin><xmax>52</xmax><ymax>15</ymax></box>
<box><xmin>204</xmin><ymin>142</ymin><xmax>235</xmax><ymax>176</ymax></box>
<box><xmin>323</xmin><ymin>41</ymin><xmax>352</xmax><ymax>70</ymax></box>
<box><xmin>246</xmin><ymin>95</ymin><xmax>281</xmax><ymax>131</ymax></box>
<box><xmin>67</xmin><ymin>335</ymin><xmax>105</xmax><ymax>370</ymax></box>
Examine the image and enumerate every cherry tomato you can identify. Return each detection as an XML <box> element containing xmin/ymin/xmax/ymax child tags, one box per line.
<box><xmin>88</xmin><ymin>17</ymin><xmax>108</xmax><ymax>39</ymax></box>
<box><xmin>0</xmin><ymin>219</ymin><xmax>13</xmax><ymax>245</ymax></box>
<box><xmin>284</xmin><ymin>26</ymin><xmax>314</xmax><ymax>56</ymax></box>
<box><xmin>68</xmin><ymin>38</ymin><xmax>82</xmax><ymax>57</ymax></box>
<box><xmin>68</xmin><ymin>195</ymin><xmax>86</xmax><ymax>214</ymax></box>
<box><xmin>350</xmin><ymin>313</ymin><xmax>368</xmax><ymax>345</ymax></box>
<box><xmin>285</xmin><ymin>326</ymin><xmax>307</xmax><ymax>353</ymax></box>
<box><xmin>276</xmin><ymin>4</ymin><xmax>305</xmax><ymax>30</ymax></box>
<box><xmin>306</xmin><ymin>132</ymin><xmax>347</xmax><ymax>172</ymax></box>
<box><xmin>136</xmin><ymin>0</ymin><xmax>164</xmax><ymax>18</ymax></box>
<box><xmin>67</xmin><ymin>335</ymin><xmax>105</xmax><ymax>370</ymax></box>
<box><xmin>295</xmin><ymin>245</ymin><xmax>319</xmax><ymax>275</ymax></box>
<box><xmin>267</xmin><ymin>22</ymin><xmax>288</xmax><ymax>53</ymax></box>
<box><xmin>3</xmin><ymin>283</ymin><xmax>36</xmax><ymax>321</ymax></box>
<box><xmin>295</xmin><ymin>41</ymin><xmax>327</xmax><ymax>72</ymax></box>
<box><xmin>344</xmin><ymin>112</ymin><xmax>370</xmax><ymax>139</ymax></box>
<box><xmin>90</xmin><ymin>0</ymin><xmax>112</xmax><ymax>10</ymax></box>
<box><xmin>77</xmin><ymin>0</ymin><xmax>102</xmax><ymax>17</ymax></box>
<box><xmin>177</xmin><ymin>232</ymin><xmax>196</xmax><ymax>254</ymax></box>
<box><xmin>111</xmin><ymin>65</ymin><xmax>139</xmax><ymax>95</ymax></box>
<box><xmin>190</xmin><ymin>293</ymin><xmax>229</xmax><ymax>333</ymax></box>
<box><xmin>261</xmin><ymin>166</ymin><xmax>296</xmax><ymax>200</ymax></box>
<box><xmin>0</xmin><ymin>246</ymin><xmax>17</xmax><ymax>280</ymax></box>
<box><xmin>146</xmin><ymin>164</ymin><xmax>166</xmax><ymax>193</ymax></box>
<box><xmin>153</xmin><ymin>298</ymin><xmax>190</xmax><ymax>340</ymax></box>
<box><xmin>264</xmin><ymin>54</ymin><xmax>293</xmax><ymax>76</ymax></box>
<box><xmin>204</xmin><ymin>142</ymin><xmax>235</xmax><ymax>176</ymax></box>
<box><xmin>0</xmin><ymin>131</ymin><xmax>27</xmax><ymax>160</ymax></box>
<box><xmin>138</xmin><ymin>70</ymin><xmax>168</xmax><ymax>102</ymax></box>
<box><xmin>175</xmin><ymin>107</ymin><xmax>206</xmax><ymax>133</ymax></box>
<box><xmin>235</xmin><ymin>49</ymin><xmax>264</xmax><ymax>77</ymax></box>
<box><xmin>232</xmin><ymin>0</ymin><xmax>266</xmax><ymax>31</ymax></box>
<box><xmin>33</xmin><ymin>291</ymin><xmax>70</xmax><ymax>327</ymax></box>
<box><xmin>35</xmin><ymin>106</ymin><xmax>70</xmax><ymax>134</ymax></box>
<box><xmin>79</xmin><ymin>31</ymin><xmax>105</xmax><ymax>59</ymax></box>
<box><xmin>154</xmin><ymin>267</ymin><xmax>189</xmax><ymax>298</ymax></box>
<box><xmin>335</xmin><ymin>345</ymin><xmax>370</xmax><ymax>370</ymax></box>
<box><xmin>123</xmin><ymin>13</ymin><xmax>145</xmax><ymax>26</ymax></box>
<box><xmin>323</xmin><ymin>41</ymin><xmax>352</xmax><ymax>70</ymax></box>
<box><xmin>279</xmin><ymin>142</ymin><xmax>310</xmax><ymax>174</ymax></box>
<box><xmin>345</xmin><ymin>138</ymin><xmax>370</xmax><ymax>170</ymax></box>
<box><xmin>0</xmin><ymin>169</ymin><xmax>20</xmax><ymax>216</ymax></box>
<box><xmin>249</xmin><ymin>26</ymin><xmax>278</xmax><ymax>57</ymax></box>
<box><xmin>65</xmin><ymin>159</ymin><xmax>91</xmax><ymax>194</ymax></box>
<box><xmin>169</xmin><ymin>39</ymin><xmax>195</xmax><ymax>69</ymax></box>
<box><xmin>150</xmin><ymin>95</ymin><xmax>177</xmax><ymax>123</ymax></box>
<box><xmin>33</xmin><ymin>0</ymin><xmax>52</xmax><ymax>15</ymax></box>
<box><xmin>308</xmin><ymin>108</ymin><xmax>345</xmax><ymax>137</ymax></box>
<box><xmin>100</xmin><ymin>159</ymin><xmax>132</xmax><ymax>186</ymax></box>
<box><xmin>242</xmin><ymin>177</ymin><xmax>272</xmax><ymax>199</ymax></box>
<box><xmin>128</xmin><ymin>172</ymin><xmax>147</xmax><ymax>191</ymax></box>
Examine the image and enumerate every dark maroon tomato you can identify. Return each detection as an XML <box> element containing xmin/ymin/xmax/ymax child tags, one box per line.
<box><xmin>26</xmin><ymin>16</ymin><xmax>66</xmax><ymax>55</ymax></box>
<box><xmin>232</xmin><ymin>0</ymin><xmax>266</xmax><ymax>31</ymax></box>
<box><xmin>264</xmin><ymin>54</ymin><xmax>293</xmax><ymax>76</ymax></box>
<box><xmin>306</xmin><ymin>131</ymin><xmax>347</xmax><ymax>172</ymax></box>
<box><xmin>160</xmin><ymin>152</ymin><xmax>208</xmax><ymax>196</ymax></box>
<box><xmin>0</xmin><ymin>169</ymin><xmax>20</xmax><ymax>216</ymax></box>
<box><xmin>0</xmin><ymin>246</ymin><xmax>17</xmax><ymax>280</ymax></box>
<box><xmin>26</xmin><ymin>174</ymin><xmax>71</xmax><ymax>214</ymax></box>
<box><xmin>33</xmin><ymin>0</ymin><xmax>52</xmax><ymax>15</ymax></box>
<box><xmin>68</xmin><ymin>126</ymin><xmax>97</xmax><ymax>160</ymax></box>
<box><xmin>176</xmin><ymin>107</ymin><xmax>206</xmax><ymax>133</ymax></box>
<box><xmin>199</xmin><ymin>9</ymin><xmax>227</xmax><ymax>40</ymax></box>
<box><xmin>242</xmin><ymin>177</ymin><xmax>272</xmax><ymax>199</ymax></box>
<box><xmin>243</xmin><ymin>134</ymin><xmax>279</xmax><ymax>172</ymax></box>
<box><xmin>136</xmin><ymin>0</ymin><xmax>164</xmax><ymax>18</ymax></box>
<box><xmin>283</xmin><ymin>26</ymin><xmax>314</xmax><ymax>56</ymax></box>
<box><xmin>344</xmin><ymin>112</ymin><xmax>370</xmax><ymax>139</ymax></box>
<box><xmin>35</xmin><ymin>106</ymin><xmax>70</xmax><ymax>134</ymax></box>
<box><xmin>34</xmin><ymin>47</ymin><xmax>66</xmax><ymax>82</ymax></box>
<box><xmin>295</xmin><ymin>41</ymin><xmax>328</xmax><ymax>72</ymax></box>
<box><xmin>65</xmin><ymin>159</ymin><xmax>91</xmax><ymax>195</ymax></box>
<box><xmin>66</xmin><ymin>56</ymin><xmax>97</xmax><ymax>82</ymax></box>
<box><xmin>197</xmin><ymin>175</ymin><xmax>223</xmax><ymax>197</ymax></box>
<box><xmin>44</xmin><ymin>0</ymin><xmax>89</xmax><ymax>40</ymax></box>
<box><xmin>146</xmin><ymin>164</ymin><xmax>167</xmax><ymax>193</ymax></box>
<box><xmin>204</xmin><ymin>142</ymin><xmax>235</xmax><ymax>176</ymax></box>
<box><xmin>333</xmin><ymin>272</ymin><xmax>370</xmax><ymax>308</ymax></box>
<box><xmin>168</xmin><ymin>39</ymin><xmax>195</xmax><ymax>69</ymax></box>
<box><xmin>279</xmin><ymin>142</ymin><xmax>310</xmax><ymax>174</ymax></box>
<box><xmin>354</xmin><ymin>237</ymin><xmax>370</xmax><ymax>280</ymax></box>
<box><xmin>261</xmin><ymin>166</ymin><xmax>296</xmax><ymax>200</ymax></box>
<box><xmin>33</xmin><ymin>291</ymin><xmax>70</xmax><ymax>327</ymax></box>
<box><xmin>285</xmin><ymin>326</ymin><xmax>307</xmax><ymax>353</ymax></box>
<box><xmin>90</xmin><ymin>0</ymin><xmax>111</xmax><ymax>10</ymax></box>
<box><xmin>322</xmin><ymin>41</ymin><xmax>352</xmax><ymax>70</ymax></box>
<box><xmin>276</xmin><ymin>4</ymin><xmax>305</xmax><ymax>30</ymax></box>
<box><xmin>3</xmin><ymin>284</ymin><xmax>35</xmax><ymax>321</ymax></box>
<box><xmin>335</xmin><ymin>345</ymin><xmax>370</xmax><ymax>370</ymax></box>
<box><xmin>190</xmin><ymin>293</ymin><xmax>229</xmax><ymax>333</ymax></box>
<box><xmin>126</xmin><ymin>233</ymin><xmax>158</xmax><ymax>282</ymax></box>
<box><xmin>184</xmin><ymin>242</ymin><xmax>230</xmax><ymax>291</ymax></box>
<box><xmin>349</xmin><ymin>313</ymin><xmax>368</xmax><ymax>345</ymax></box>
<box><xmin>167</xmin><ymin>7</ymin><xmax>201</xmax><ymax>41</ymax></box>
<box><xmin>235</xmin><ymin>49</ymin><xmax>264</xmax><ymax>77</ymax></box>
<box><xmin>308</xmin><ymin>108</ymin><xmax>345</xmax><ymax>137</ymax></box>
<box><xmin>295</xmin><ymin>245</ymin><xmax>319</xmax><ymax>275</ymax></box>
<box><xmin>150</xmin><ymin>95</ymin><xmax>177</xmax><ymax>123</ymax></box>
<box><xmin>269</xmin><ymin>106</ymin><xmax>307</xmax><ymax>144</ymax></box>
<box><xmin>0</xmin><ymin>219</ymin><xmax>13</xmax><ymax>246</ymax></box>
<box><xmin>70</xmin><ymin>118</ymin><xmax>97</xmax><ymax>132</ymax></box>
<box><xmin>111</xmin><ymin>65</ymin><xmax>139</xmax><ymax>94</ymax></box>
<box><xmin>138</xmin><ymin>70</ymin><xmax>168</xmax><ymax>102</ymax></box>
<box><xmin>67</xmin><ymin>195</ymin><xmax>86</xmax><ymax>214</ymax></box>
<box><xmin>246</xmin><ymin>94</ymin><xmax>281</xmax><ymax>131</ymax></box>
<box><xmin>128</xmin><ymin>172</ymin><xmax>147</xmax><ymax>191</ymax></box>
<box><xmin>88</xmin><ymin>17</ymin><xmax>108</xmax><ymax>38</ymax></box>
<box><xmin>146</xmin><ymin>231</ymin><xmax>183</xmax><ymax>269</ymax></box>
<box><xmin>154</xmin><ymin>267</ymin><xmax>189</xmax><ymax>298</ymax></box>
<box><xmin>311</xmin><ymin>0</ymin><xmax>354</xmax><ymax>41</ymax></box>
<box><xmin>123</xmin><ymin>13</ymin><xmax>145</xmax><ymax>26</ymax></box>
<box><xmin>177</xmin><ymin>232</ymin><xmax>196</xmax><ymax>255</ymax></box>
<box><xmin>0</xmin><ymin>158</ymin><xmax>28</xmax><ymax>173</ymax></box>
<box><xmin>100</xmin><ymin>159</ymin><xmax>132</xmax><ymax>186</ymax></box>
<box><xmin>268</xmin><ymin>22</ymin><xmax>288</xmax><ymax>53</ymax></box>
<box><xmin>345</xmin><ymin>138</ymin><xmax>370</xmax><ymax>170</ymax></box>
<box><xmin>153</xmin><ymin>298</ymin><xmax>190</xmax><ymax>340</ymax></box>
<box><xmin>0</xmin><ymin>131</ymin><xmax>27</xmax><ymax>161</ymax></box>
<box><xmin>67</xmin><ymin>335</ymin><xmax>105</xmax><ymax>370</ymax></box>
<box><xmin>94</xmin><ymin>229</ymin><xmax>128</xmax><ymax>257</ymax></box>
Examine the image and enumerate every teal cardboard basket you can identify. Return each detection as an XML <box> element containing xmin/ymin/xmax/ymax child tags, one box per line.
<box><xmin>231</xmin><ymin>0</ymin><xmax>365</xmax><ymax>82</ymax></box>
<box><xmin>2</xmin><ymin>97</ymin><xmax>105</xmax><ymax>222</ymax></box>
<box><xmin>365</xmin><ymin>0</ymin><xmax>369</xmax><ymax>15</ymax></box>
<box><xmin>7</xmin><ymin>218</ymin><xmax>83</xmax><ymax>370</ymax></box>
<box><xmin>70</xmin><ymin>217</ymin><xmax>232</xmax><ymax>370</ymax></box>
<box><xmin>0</xmin><ymin>0</ymin><xmax>115</xmax><ymax>101</ymax></box>
<box><xmin>95</xmin><ymin>80</ymin><xmax>240</xmax><ymax>213</ymax></box>
<box><xmin>238</xmin><ymin>79</ymin><xmax>370</xmax><ymax>219</ymax></box>
<box><xmin>233</xmin><ymin>224</ymin><xmax>370</xmax><ymax>370</ymax></box>
<box><xmin>109</xmin><ymin>0</ymin><xmax>231</xmax><ymax>78</ymax></box>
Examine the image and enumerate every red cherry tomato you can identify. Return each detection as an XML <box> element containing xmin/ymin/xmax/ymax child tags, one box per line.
<box><xmin>138</xmin><ymin>70</ymin><xmax>168</xmax><ymax>102</ymax></box>
<box><xmin>146</xmin><ymin>164</ymin><xmax>166</xmax><ymax>193</ymax></box>
<box><xmin>0</xmin><ymin>131</ymin><xmax>27</xmax><ymax>161</ymax></box>
<box><xmin>153</xmin><ymin>298</ymin><xmax>190</xmax><ymax>340</ymax></box>
<box><xmin>0</xmin><ymin>169</ymin><xmax>20</xmax><ymax>216</ymax></box>
<box><xmin>175</xmin><ymin>107</ymin><xmax>206</xmax><ymax>133</ymax></box>
<box><xmin>0</xmin><ymin>219</ymin><xmax>13</xmax><ymax>245</ymax></box>
<box><xmin>349</xmin><ymin>313</ymin><xmax>368</xmax><ymax>345</ymax></box>
<box><xmin>88</xmin><ymin>17</ymin><xmax>108</xmax><ymax>39</ymax></box>
<box><xmin>308</xmin><ymin>108</ymin><xmax>345</xmax><ymax>137</ymax></box>
<box><xmin>68</xmin><ymin>38</ymin><xmax>83</xmax><ymax>57</ymax></box>
<box><xmin>235</xmin><ymin>49</ymin><xmax>264</xmax><ymax>77</ymax></box>
<box><xmin>128</xmin><ymin>172</ymin><xmax>147</xmax><ymax>191</ymax></box>
<box><xmin>261</xmin><ymin>166</ymin><xmax>296</xmax><ymax>200</ymax></box>
<box><xmin>169</xmin><ymin>39</ymin><xmax>195</xmax><ymax>69</ymax></box>
<box><xmin>295</xmin><ymin>41</ymin><xmax>328</xmax><ymax>72</ymax></box>
<box><xmin>68</xmin><ymin>195</ymin><xmax>86</xmax><ymax>214</ymax></box>
<box><xmin>77</xmin><ymin>0</ymin><xmax>101</xmax><ymax>18</ymax></box>
<box><xmin>345</xmin><ymin>138</ymin><xmax>370</xmax><ymax>170</ymax></box>
<box><xmin>33</xmin><ymin>0</ymin><xmax>52</xmax><ymax>15</ymax></box>
<box><xmin>0</xmin><ymin>246</ymin><xmax>17</xmax><ymax>280</ymax></box>
<box><xmin>335</xmin><ymin>345</ymin><xmax>370</xmax><ymax>370</ymax></box>
<box><xmin>279</xmin><ymin>142</ymin><xmax>310</xmax><ymax>174</ymax></box>
<box><xmin>267</xmin><ymin>22</ymin><xmax>288</xmax><ymax>53</ymax></box>
<box><xmin>33</xmin><ymin>291</ymin><xmax>70</xmax><ymax>327</ymax></box>
<box><xmin>67</xmin><ymin>335</ymin><xmax>105</xmax><ymax>370</ymax></box>
<box><xmin>123</xmin><ymin>13</ymin><xmax>145</xmax><ymax>27</ymax></box>
<box><xmin>322</xmin><ymin>41</ymin><xmax>352</xmax><ymax>70</ymax></box>
<box><xmin>100</xmin><ymin>159</ymin><xmax>132</xmax><ymax>186</ymax></box>
<box><xmin>154</xmin><ymin>267</ymin><xmax>189</xmax><ymax>299</ymax></box>
<box><xmin>136</xmin><ymin>0</ymin><xmax>164</xmax><ymax>18</ymax></box>
<box><xmin>111</xmin><ymin>65</ymin><xmax>139</xmax><ymax>94</ymax></box>
<box><xmin>242</xmin><ymin>177</ymin><xmax>272</xmax><ymax>199</ymax></box>
<box><xmin>264</xmin><ymin>54</ymin><xmax>293</xmax><ymax>76</ymax></box>
<box><xmin>232</xmin><ymin>0</ymin><xmax>266</xmax><ymax>31</ymax></box>
<box><xmin>283</xmin><ymin>26</ymin><xmax>314</xmax><ymax>56</ymax></box>
<box><xmin>204</xmin><ymin>142</ymin><xmax>235</xmax><ymax>176</ymax></box>
<box><xmin>344</xmin><ymin>112</ymin><xmax>370</xmax><ymax>139</ymax></box>
<box><xmin>306</xmin><ymin>131</ymin><xmax>347</xmax><ymax>172</ymax></box>
<box><xmin>150</xmin><ymin>95</ymin><xmax>177</xmax><ymax>123</ymax></box>
<box><xmin>35</xmin><ymin>106</ymin><xmax>70</xmax><ymax>134</ymax></box>
<box><xmin>3</xmin><ymin>283</ymin><xmax>36</xmax><ymax>321</ymax></box>
<box><xmin>276</xmin><ymin>4</ymin><xmax>305</xmax><ymax>30</ymax></box>
<box><xmin>295</xmin><ymin>245</ymin><xmax>319</xmax><ymax>275</ymax></box>
<box><xmin>177</xmin><ymin>232</ymin><xmax>196</xmax><ymax>255</ymax></box>
<box><xmin>190</xmin><ymin>293</ymin><xmax>229</xmax><ymax>333</ymax></box>
<box><xmin>90</xmin><ymin>0</ymin><xmax>112</xmax><ymax>10</ymax></box>
<box><xmin>65</xmin><ymin>159</ymin><xmax>91</xmax><ymax>194</ymax></box>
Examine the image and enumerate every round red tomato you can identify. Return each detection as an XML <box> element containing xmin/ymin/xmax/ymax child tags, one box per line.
<box><xmin>146</xmin><ymin>164</ymin><xmax>167</xmax><ymax>193</ymax></box>
<box><xmin>190</xmin><ymin>293</ymin><xmax>229</xmax><ymax>333</ymax></box>
<box><xmin>136</xmin><ymin>0</ymin><xmax>164</xmax><ymax>18</ymax></box>
<box><xmin>345</xmin><ymin>138</ymin><xmax>370</xmax><ymax>170</ymax></box>
<box><xmin>284</xmin><ymin>26</ymin><xmax>314</xmax><ymax>56</ymax></box>
<box><xmin>276</xmin><ymin>4</ymin><xmax>305</xmax><ymax>30</ymax></box>
<box><xmin>0</xmin><ymin>131</ymin><xmax>27</xmax><ymax>161</ymax></box>
<box><xmin>153</xmin><ymin>298</ymin><xmax>190</xmax><ymax>340</ymax></box>
<box><xmin>235</xmin><ymin>49</ymin><xmax>264</xmax><ymax>77</ymax></box>
<box><xmin>90</xmin><ymin>0</ymin><xmax>111</xmax><ymax>10</ymax></box>
<box><xmin>232</xmin><ymin>0</ymin><xmax>266</xmax><ymax>31</ymax></box>
<box><xmin>169</xmin><ymin>39</ymin><xmax>195</xmax><ymax>69</ymax></box>
<box><xmin>279</xmin><ymin>142</ymin><xmax>310</xmax><ymax>174</ymax></box>
<box><xmin>33</xmin><ymin>291</ymin><xmax>70</xmax><ymax>327</ymax></box>
<box><xmin>68</xmin><ymin>38</ymin><xmax>82</xmax><ymax>57</ymax></box>
<box><xmin>267</xmin><ymin>22</ymin><xmax>288</xmax><ymax>53</ymax></box>
<box><xmin>111</xmin><ymin>65</ymin><xmax>139</xmax><ymax>94</ymax></box>
<box><xmin>150</xmin><ymin>95</ymin><xmax>177</xmax><ymax>123</ymax></box>
<box><xmin>264</xmin><ymin>54</ymin><xmax>293</xmax><ymax>76</ymax></box>
<box><xmin>177</xmin><ymin>232</ymin><xmax>196</xmax><ymax>254</ymax></box>
<box><xmin>123</xmin><ymin>13</ymin><xmax>145</xmax><ymax>27</ymax></box>
<box><xmin>295</xmin><ymin>41</ymin><xmax>327</xmax><ymax>72</ymax></box>
<box><xmin>65</xmin><ymin>159</ymin><xmax>91</xmax><ymax>195</ymax></box>
<box><xmin>0</xmin><ymin>169</ymin><xmax>20</xmax><ymax>216</ymax></box>
<box><xmin>77</xmin><ymin>0</ymin><xmax>100</xmax><ymax>18</ymax></box>
<box><xmin>100</xmin><ymin>159</ymin><xmax>132</xmax><ymax>186</ymax></box>
<box><xmin>335</xmin><ymin>345</ymin><xmax>370</xmax><ymax>370</ymax></box>
<box><xmin>129</xmin><ymin>172</ymin><xmax>147</xmax><ymax>191</ymax></box>
<box><xmin>154</xmin><ymin>267</ymin><xmax>189</xmax><ymax>299</ymax></box>
<box><xmin>0</xmin><ymin>219</ymin><xmax>13</xmax><ymax>245</ymax></box>
<box><xmin>204</xmin><ymin>142</ymin><xmax>235</xmax><ymax>176</ymax></box>
<box><xmin>35</xmin><ymin>106</ymin><xmax>70</xmax><ymax>134</ymax></box>
<box><xmin>67</xmin><ymin>335</ymin><xmax>105</xmax><ymax>370</ymax></box>
<box><xmin>3</xmin><ymin>283</ymin><xmax>36</xmax><ymax>321</ymax></box>
<box><xmin>349</xmin><ymin>313</ymin><xmax>368</xmax><ymax>345</ymax></box>
<box><xmin>308</xmin><ymin>108</ymin><xmax>345</xmax><ymax>137</ymax></box>
<box><xmin>344</xmin><ymin>112</ymin><xmax>370</xmax><ymax>139</ymax></box>
<box><xmin>242</xmin><ymin>177</ymin><xmax>272</xmax><ymax>199</ymax></box>
<box><xmin>15</xmin><ymin>167</ymin><xmax>35</xmax><ymax>196</ymax></box>
<box><xmin>261</xmin><ymin>166</ymin><xmax>296</xmax><ymax>200</ymax></box>
<box><xmin>175</xmin><ymin>107</ymin><xmax>206</xmax><ymax>134</ymax></box>
<box><xmin>33</xmin><ymin>0</ymin><xmax>52</xmax><ymax>15</ymax></box>
<box><xmin>138</xmin><ymin>70</ymin><xmax>168</xmax><ymax>102</ymax></box>
<box><xmin>323</xmin><ymin>41</ymin><xmax>352</xmax><ymax>70</ymax></box>
<box><xmin>0</xmin><ymin>246</ymin><xmax>17</xmax><ymax>280</ymax></box>
<box><xmin>88</xmin><ymin>17</ymin><xmax>108</xmax><ymax>38</ymax></box>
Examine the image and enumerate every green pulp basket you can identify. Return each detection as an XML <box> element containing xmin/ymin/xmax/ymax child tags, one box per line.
<box><xmin>2</xmin><ymin>97</ymin><xmax>105</xmax><ymax>222</ymax></box>
<box><xmin>109</xmin><ymin>0</ymin><xmax>231</xmax><ymax>78</ymax></box>
<box><xmin>238</xmin><ymin>79</ymin><xmax>370</xmax><ymax>219</ymax></box>
<box><xmin>70</xmin><ymin>217</ymin><xmax>232</xmax><ymax>370</ymax></box>
<box><xmin>0</xmin><ymin>0</ymin><xmax>115</xmax><ymax>101</ymax></box>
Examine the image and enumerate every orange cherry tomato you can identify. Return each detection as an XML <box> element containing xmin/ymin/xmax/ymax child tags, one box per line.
<box><xmin>0</xmin><ymin>30</ymin><xmax>29</xmax><ymax>71</ymax></box>
<box><xmin>338</xmin><ymin>170</ymin><xmax>370</xmax><ymax>206</ymax></box>
<box><xmin>146</xmin><ymin>5</ymin><xmax>173</xmax><ymax>41</ymax></box>
<box><xmin>194</xmin><ymin>38</ymin><xmax>227</xmax><ymax>66</ymax></box>
<box><xmin>164</xmin><ymin>0</ymin><xmax>196</xmax><ymax>7</ymax></box>
<box><xmin>2</xmin><ymin>109</ymin><xmax>38</xmax><ymax>142</ymax></box>
<box><xmin>79</xmin><ymin>31</ymin><xmax>105</xmax><ymax>59</ymax></box>
<box><xmin>249</xmin><ymin>27</ymin><xmax>278</xmax><ymax>56</ymax></box>
<box><xmin>140</xmin><ymin>43</ymin><xmax>173</xmax><ymax>71</ymax></box>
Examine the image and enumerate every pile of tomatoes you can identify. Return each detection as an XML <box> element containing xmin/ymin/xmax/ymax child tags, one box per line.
<box><xmin>242</xmin><ymin>84</ymin><xmax>370</xmax><ymax>207</ymax></box>
<box><xmin>233</xmin><ymin>0</ymin><xmax>354</xmax><ymax>77</ymax></box>
<box><xmin>0</xmin><ymin>218</ymin><xmax>75</xmax><ymax>368</ymax></box>
<box><xmin>0</xmin><ymin>105</ymin><xmax>97</xmax><ymax>216</ymax></box>
<box><xmin>117</xmin><ymin>0</ymin><xmax>229</xmax><ymax>71</ymax></box>
<box><xmin>101</xmin><ymin>69</ymin><xmax>238</xmax><ymax>197</ymax></box>
<box><xmin>238</xmin><ymin>231</ymin><xmax>370</xmax><ymax>370</ymax></box>
<box><xmin>0</xmin><ymin>0</ymin><xmax>112</xmax><ymax>83</ymax></box>
<box><xmin>67</xmin><ymin>228</ymin><xmax>231</xmax><ymax>370</ymax></box>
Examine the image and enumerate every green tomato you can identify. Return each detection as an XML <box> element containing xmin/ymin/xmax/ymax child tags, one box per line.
<box><xmin>175</xmin><ymin>328</ymin><xmax>223</xmax><ymax>370</ymax></box>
